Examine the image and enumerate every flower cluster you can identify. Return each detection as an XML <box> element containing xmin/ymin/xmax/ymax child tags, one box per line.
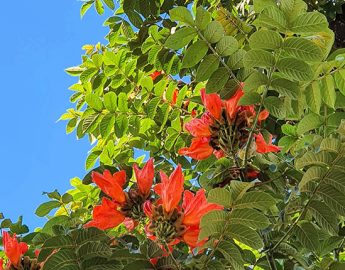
<box><xmin>179</xmin><ymin>86</ymin><xmax>280</xmax><ymax>160</ymax></box>
<box><xmin>1</xmin><ymin>231</ymin><xmax>40</xmax><ymax>270</ymax></box>
<box><xmin>85</xmin><ymin>160</ymin><xmax>221</xmax><ymax>251</ymax></box>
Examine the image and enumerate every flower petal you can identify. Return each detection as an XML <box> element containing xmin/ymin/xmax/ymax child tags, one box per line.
<box><xmin>178</xmin><ymin>137</ymin><xmax>213</xmax><ymax>160</ymax></box>
<box><xmin>200</xmin><ymin>89</ymin><xmax>222</xmax><ymax>120</ymax></box>
<box><xmin>134</xmin><ymin>158</ymin><xmax>154</xmax><ymax>197</ymax></box>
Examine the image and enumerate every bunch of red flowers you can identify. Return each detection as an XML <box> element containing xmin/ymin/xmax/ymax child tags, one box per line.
<box><xmin>85</xmin><ymin>160</ymin><xmax>221</xmax><ymax>251</ymax></box>
<box><xmin>179</xmin><ymin>86</ymin><xmax>280</xmax><ymax>160</ymax></box>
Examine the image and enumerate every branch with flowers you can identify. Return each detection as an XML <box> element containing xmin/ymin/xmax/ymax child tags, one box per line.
<box><xmin>1</xmin><ymin>0</ymin><xmax>345</xmax><ymax>269</ymax></box>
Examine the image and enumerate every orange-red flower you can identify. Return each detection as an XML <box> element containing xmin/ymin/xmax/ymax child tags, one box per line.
<box><xmin>84</xmin><ymin>197</ymin><xmax>125</xmax><ymax>230</ymax></box>
<box><xmin>146</xmin><ymin>167</ymin><xmax>222</xmax><ymax>251</ymax></box>
<box><xmin>2</xmin><ymin>231</ymin><xmax>28</xmax><ymax>268</ymax></box>
<box><xmin>149</xmin><ymin>71</ymin><xmax>162</xmax><ymax>81</ymax></box>
<box><xmin>255</xmin><ymin>133</ymin><xmax>280</xmax><ymax>153</ymax></box>
<box><xmin>171</xmin><ymin>89</ymin><xmax>179</xmax><ymax>106</ymax></box>
<box><xmin>86</xmin><ymin>160</ymin><xmax>155</xmax><ymax>231</ymax></box>
<box><xmin>134</xmin><ymin>158</ymin><xmax>154</xmax><ymax>198</ymax></box>
<box><xmin>179</xmin><ymin>85</ymin><xmax>274</xmax><ymax>161</ymax></box>
<box><xmin>154</xmin><ymin>165</ymin><xmax>184</xmax><ymax>213</ymax></box>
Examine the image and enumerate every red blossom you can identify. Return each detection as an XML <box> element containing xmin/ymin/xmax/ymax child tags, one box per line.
<box><xmin>200</xmin><ymin>89</ymin><xmax>222</xmax><ymax>120</ymax></box>
<box><xmin>171</xmin><ymin>89</ymin><xmax>179</xmax><ymax>106</ymax></box>
<box><xmin>255</xmin><ymin>133</ymin><xmax>281</xmax><ymax>154</ymax></box>
<box><xmin>134</xmin><ymin>158</ymin><xmax>155</xmax><ymax>198</ymax></box>
<box><xmin>178</xmin><ymin>137</ymin><xmax>214</xmax><ymax>160</ymax></box>
<box><xmin>2</xmin><ymin>231</ymin><xmax>28</xmax><ymax>268</ymax></box>
<box><xmin>149</xmin><ymin>71</ymin><xmax>162</xmax><ymax>81</ymax></box>
<box><xmin>84</xmin><ymin>198</ymin><xmax>125</xmax><ymax>230</ymax></box>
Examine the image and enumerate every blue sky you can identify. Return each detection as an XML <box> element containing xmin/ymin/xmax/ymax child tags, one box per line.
<box><xmin>0</xmin><ymin>1</ymin><xmax>111</xmax><ymax>230</ymax></box>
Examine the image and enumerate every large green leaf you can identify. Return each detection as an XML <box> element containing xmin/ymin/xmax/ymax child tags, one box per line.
<box><xmin>294</xmin><ymin>222</ymin><xmax>319</xmax><ymax>252</ymax></box>
<box><xmin>263</xmin><ymin>96</ymin><xmax>287</xmax><ymax>119</ymax></box>
<box><xmin>283</xmin><ymin>38</ymin><xmax>324</xmax><ymax>62</ymax></box>
<box><xmin>243</xmin><ymin>49</ymin><xmax>275</xmax><ymax>69</ymax></box>
<box><xmin>204</xmin><ymin>21</ymin><xmax>224</xmax><ymax>44</ymax></box>
<box><xmin>308</xmin><ymin>200</ymin><xmax>338</xmax><ymax>235</ymax></box>
<box><xmin>182</xmin><ymin>40</ymin><xmax>208</xmax><ymax>68</ymax></box>
<box><xmin>291</xmin><ymin>12</ymin><xmax>328</xmax><ymax>34</ymax></box>
<box><xmin>228</xmin><ymin>224</ymin><xmax>263</xmax><ymax>249</ymax></box>
<box><xmin>296</xmin><ymin>113</ymin><xmax>322</xmax><ymax>135</ymax></box>
<box><xmin>305</xmin><ymin>81</ymin><xmax>322</xmax><ymax>114</ymax></box>
<box><xmin>255</xmin><ymin>6</ymin><xmax>287</xmax><ymax>32</ymax></box>
<box><xmin>276</xmin><ymin>58</ymin><xmax>313</xmax><ymax>81</ymax></box>
<box><xmin>249</xmin><ymin>29</ymin><xmax>282</xmax><ymax>51</ymax></box>
<box><xmin>229</xmin><ymin>208</ymin><xmax>270</xmax><ymax>229</ymax></box>
<box><xmin>216</xmin><ymin>36</ymin><xmax>238</xmax><ymax>56</ymax></box>
<box><xmin>196</xmin><ymin>54</ymin><xmax>220</xmax><ymax>82</ymax></box>
<box><xmin>208</xmin><ymin>188</ymin><xmax>232</xmax><ymax>207</ymax></box>
<box><xmin>270</xmin><ymin>78</ymin><xmax>299</xmax><ymax>99</ymax></box>
<box><xmin>206</xmin><ymin>67</ymin><xmax>229</xmax><ymax>93</ymax></box>
<box><xmin>233</xmin><ymin>191</ymin><xmax>276</xmax><ymax>211</ymax></box>
<box><xmin>320</xmin><ymin>75</ymin><xmax>336</xmax><ymax>109</ymax></box>
<box><xmin>165</xmin><ymin>27</ymin><xmax>197</xmax><ymax>50</ymax></box>
<box><xmin>169</xmin><ymin>6</ymin><xmax>194</xmax><ymax>25</ymax></box>
<box><xmin>334</xmin><ymin>69</ymin><xmax>345</xmax><ymax>95</ymax></box>
<box><xmin>35</xmin><ymin>201</ymin><xmax>61</xmax><ymax>217</ymax></box>
<box><xmin>217</xmin><ymin>241</ymin><xmax>245</xmax><ymax>270</ymax></box>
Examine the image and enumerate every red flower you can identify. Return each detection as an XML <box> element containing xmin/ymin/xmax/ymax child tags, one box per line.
<box><xmin>185</xmin><ymin>113</ymin><xmax>212</xmax><ymax>137</ymax></box>
<box><xmin>134</xmin><ymin>158</ymin><xmax>155</xmax><ymax>198</ymax></box>
<box><xmin>171</xmin><ymin>89</ymin><xmax>179</xmax><ymax>106</ymax></box>
<box><xmin>149</xmin><ymin>71</ymin><xmax>162</xmax><ymax>81</ymax></box>
<box><xmin>182</xmin><ymin>189</ymin><xmax>222</xmax><ymax>227</ymax></box>
<box><xmin>178</xmin><ymin>137</ymin><xmax>214</xmax><ymax>160</ymax></box>
<box><xmin>224</xmin><ymin>88</ymin><xmax>244</xmax><ymax>120</ymax></box>
<box><xmin>255</xmin><ymin>133</ymin><xmax>280</xmax><ymax>153</ymax></box>
<box><xmin>84</xmin><ymin>198</ymin><xmax>125</xmax><ymax>230</ymax></box>
<box><xmin>154</xmin><ymin>165</ymin><xmax>184</xmax><ymax>213</ymax></box>
<box><xmin>200</xmin><ymin>89</ymin><xmax>222</xmax><ymax>120</ymax></box>
<box><xmin>34</xmin><ymin>249</ymin><xmax>40</xmax><ymax>258</ymax></box>
<box><xmin>0</xmin><ymin>258</ymin><xmax>4</xmax><ymax>270</ymax></box>
<box><xmin>2</xmin><ymin>231</ymin><xmax>28</xmax><ymax>267</ymax></box>
<box><xmin>92</xmin><ymin>170</ymin><xmax>126</xmax><ymax>204</ymax></box>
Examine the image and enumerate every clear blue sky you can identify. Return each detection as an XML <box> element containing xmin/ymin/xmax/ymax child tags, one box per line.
<box><xmin>0</xmin><ymin>1</ymin><xmax>111</xmax><ymax>230</ymax></box>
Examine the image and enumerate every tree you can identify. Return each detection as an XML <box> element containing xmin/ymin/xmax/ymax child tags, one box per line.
<box><xmin>1</xmin><ymin>0</ymin><xmax>345</xmax><ymax>269</ymax></box>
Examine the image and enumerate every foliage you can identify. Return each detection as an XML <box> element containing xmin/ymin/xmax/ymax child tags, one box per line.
<box><xmin>1</xmin><ymin>0</ymin><xmax>345</xmax><ymax>269</ymax></box>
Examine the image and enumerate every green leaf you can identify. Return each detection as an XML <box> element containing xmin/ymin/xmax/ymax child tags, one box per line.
<box><xmin>196</xmin><ymin>54</ymin><xmax>220</xmax><ymax>82</ymax></box>
<box><xmin>320</xmin><ymin>75</ymin><xmax>336</xmax><ymax>109</ymax></box>
<box><xmin>85</xmin><ymin>93</ymin><xmax>103</xmax><ymax>111</ymax></box>
<box><xmin>305</xmin><ymin>81</ymin><xmax>322</xmax><ymax>114</ymax></box>
<box><xmin>117</xmin><ymin>92</ymin><xmax>128</xmax><ymax>112</ymax></box>
<box><xmin>42</xmin><ymin>250</ymin><xmax>78</xmax><ymax>270</ymax></box>
<box><xmin>229</xmin><ymin>209</ymin><xmax>270</xmax><ymax>229</ymax></box>
<box><xmin>294</xmin><ymin>222</ymin><xmax>319</xmax><ymax>251</ymax></box>
<box><xmin>334</xmin><ymin>69</ymin><xmax>345</xmax><ymax>95</ymax></box>
<box><xmin>227</xmin><ymin>49</ymin><xmax>246</xmax><ymax>70</ymax></box>
<box><xmin>233</xmin><ymin>191</ymin><xmax>276</xmax><ymax>211</ymax></box>
<box><xmin>295</xmin><ymin>151</ymin><xmax>334</xmax><ymax>169</ymax></box>
<box><xmin>65</xmin><ymin>66</ymin><xmax>84</xmax><ymax>76</ymax></box>
<box><xmin>243</xmin><ymin>71</ymin><xmax>268</xmax><ymax>92</ymax></box>
<box><xmin>85</xmin><ymin>151</ymin><xmax>101</xmax><ymax>170</ymax></box>
<box><xmin>100</xmin><ymin>114</ymin><xmax>115</xmax><ymax>138</ymax></box>
<box><xmin>253</xmin><ymin>0</ymin><xmax>276</xmax><ymax>13</ymax></box>
<box><xmin>317</xmin><ymin>185</ymin><xmax>345</xmax><ymax>216</ymax></box>
<box><xmin>216</xmin><ymin>36</ymin><xmax>238</xmax><ymax>56</ymax></box>
<box><xmin>217</xmin><ymin>241</ymin><xmax>244</xmax><ymax>270</ymax></box>
<box><xmin>195</xmin><ymin>6</ymin><xmax>211</xmax><ymax>30</ymax></box>
<box><xmin>271</xmin><ymin>78</ymin><xmax>299</xmax><ymax>99</ymax></box>
<box><xmin>103</xmin><ymin>0</ymin><xmax>115</xmax><ymax>9</ymax></box>
<box><xmin>35</xmin><ymin>201</ymin><xmax>61</xmax><ymax>217</ymax></box>
<box><xmin>243</xmin><ymin>49</ymin><xmax>275</xmax><ymax>69</ymax></box>
<box><xmin>238</xmin><ymin>92</ymin><xmax>261</xmax><ymax>105</ymax></box>
<box><xmin>280</xmin><ymin>0</ymin><xmax>307</xmax><ymax>23</ymax></box>
<box><xmin>204</xmin><ymin>21</ymin><xmax>224</xmax><ymax>44</ymax></box>
<box><xmin>199</xmin><ymin>210</ymin><xmax>228</xmax><ymax>239</ymax></box>
<box><xmin>115</xmin><ymin>114</ymin><xmax>129</xmax><ymax>138</ymax></box>
<box><xmin>206</xmin><ymin>67</ymin><xmax>229</xmax><ymax>93</ymax></box>
<box><xmin>169</xmin><ymin>6</ymin><xmax>194</xmax><ymax>25</ymax></box>
<box><xmin>103</xmin><ymin>92</ymin><xmax>117</xmax><ymax>112</ymax></box>
<box><xmin>283</xmin><ymin>38</ymin><xmax>324</xmax><ymax>62</ymax></box>
<box><xmin>82</xmin><ymin>114</ymin><xmax>99</xmax><ymax>134</ymax></box>
<box><xmin>296</xmin><ymin>113</ymin><xmax>322</xmax><ymax>135</ymax></box>
<box><xmin>291</xmin><ymin>12</ymin><xmax>328</xmax><ymax>34</ymax></box>
<box><xmin>164</xmin><ymin>27</ymin><xmax>197</xmax><ymax>50</ymax></box>
<box><xmin>207</xmin><ymin>188</ymin><xmax>232</xmax><ymax>207</ymax></box>
<box><xmin>81</xmin><ymin>2</ymin><xmax>93</xmax><ymax>18</ymax></box>
<box><xmin>299</xmin><ymin>167</ymin><xmax>325</xmax><ymax>191</ymax></box>
<box><xmin>147</xmin><ymin>97</ymin><xmax>161</xmax><ymax>119</ymax></box>
<box><xmin>77</xmin><ymin>242</ymin><xmax>112</xmax><ymax>261</ymax></box>
<box><xmin>228</xmin><ymin>224</ymin><xmax>263</xmax><ymax>249</ymax></box>
<box><xmin>249</xmin><ymin>29</ymin><xmax>282</xmax><ymax>51</ymax></box>
<box><xmin>255</xmin><ymin>6</ymin><xmax>287</xmax><ymax>32</ymax></box>
<box><xmin>276</xmin><ymin>57</ymin><xmax>313</xmax><ymax>81</ymax></box>
<box><xmin>182</xmin><ymin>40</ymin><xmax>208</xmax><ymax>68</ymax></box>
<box><xmin>263</xmin><ymin>96</ymin><xmax>287</xmax><ymax>119</ymax></box>
<box><xmin>308</xmin><ymin>200</ymin><xmax>338</xmax><ymax>235</ymax></box>
<box><xmin>95</xmin><ymin>0</ymin><xmax>105</xmax><ymax>15</ymax></box>
<box><xmin>229</xmin><ymin>181</ymin><xmax>254</xmax><ymax>201</ymax></box>
<box><xmin>320</xmin><ymin>137</ymin><xmax>341</xmax><ymax>153</ymax></box>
